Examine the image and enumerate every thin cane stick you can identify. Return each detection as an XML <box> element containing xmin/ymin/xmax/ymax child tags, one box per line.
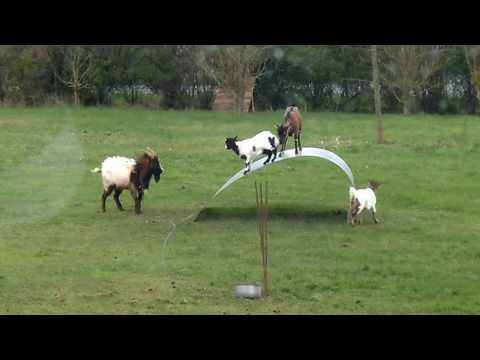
<box><xmin>256</xmin><ymin>183</ymin><xmax>265</xmax><ymax>277</ymax></box>
<box><xmin>255</xmin><ymin>181</ymin><xmax>259</xmax><ymax>211</ymax></box>
<box><xmin>259</xmin><ymin>183</ymin><xmax>265</xmax><ymax>271</ymax></box>
<box><xmin>263</xmin><ymin>182</ymin><xmax>269</xmax><ymax>296</ymax></box>
<box><xmin>255</xmin><ymin>182</ymin><xmax>262</xmax><ymax>252</ymax></box>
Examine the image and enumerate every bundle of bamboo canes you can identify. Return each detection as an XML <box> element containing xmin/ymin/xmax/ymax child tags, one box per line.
<box><xmin>255</xmin><ymin>182</ymin><xmax>269</xmax><ymax>297</ymax></box>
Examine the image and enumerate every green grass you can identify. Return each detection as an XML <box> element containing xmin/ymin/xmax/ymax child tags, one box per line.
<box><xmin>1</xmin><ymin>107</ymin><xmax>480</xmax><ymax>314</ymax></box>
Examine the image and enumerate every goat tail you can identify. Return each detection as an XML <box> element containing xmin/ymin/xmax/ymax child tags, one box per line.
<box><xmin>91</xmin><ymin>167</ymin><xmax>101</xmax><ymax>174</ymax></box>
<box><xmin>349</xmin><ymin>187</ymin><xmax>356</xmax><ymax>202</ymax></box>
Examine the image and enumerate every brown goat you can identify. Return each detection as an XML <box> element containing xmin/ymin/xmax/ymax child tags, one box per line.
<box><xmin>276</xmin><ymin>105</ymin><xmax>303</xmax><ymax>156</ymax></box>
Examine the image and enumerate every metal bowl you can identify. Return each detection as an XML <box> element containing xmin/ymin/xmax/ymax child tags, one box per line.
<box><xmin>235</xmin><ymin>285</ymin><xmax>263</xmax><ymax>299</ymax></box>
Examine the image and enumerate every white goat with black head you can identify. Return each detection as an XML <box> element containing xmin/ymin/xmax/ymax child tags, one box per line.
<box><xmin>348</xmin><ymin>179</ymin><xmax>381</xmax><ymax>225</ymax></box>
<box><xmin>225</xmin><ymin>131</ymin><xmax>280</xmax><ymax>175</ymax></box>
<box><xmin>91</xmin><ymin>147</ymin><xmax>164</xmax><ymax>214</ymax></box>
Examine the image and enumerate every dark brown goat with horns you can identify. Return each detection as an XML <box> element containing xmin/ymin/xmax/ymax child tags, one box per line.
<box><xmin>276</xmin><ymin>105</ymin><xmax>303</xmax><ymax>156</ymax></box>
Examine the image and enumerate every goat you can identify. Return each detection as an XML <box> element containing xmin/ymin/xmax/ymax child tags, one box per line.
<box><xmin>348</xmin><ymin>180</ymin><xmax>381</xmax><ymax>225</ymax></box>
<box><xmin>91</xmin><ymin>147</ymin><xmax>164</xmax><ymax>214</ymax></box>
<box><xmin>225</xmin><ymin>131</ymin><xmax>280</xmax><ymax>175</ymax></box>
<box><xmin>276</xmin><ymin>104</ymin><xmax>303</xmax><ymax>156</ymax></box>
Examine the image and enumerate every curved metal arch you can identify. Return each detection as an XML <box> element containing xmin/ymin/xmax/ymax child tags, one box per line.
<box><xmin>213</xmin><ymin>147</ymin><xmax>355</xmax><ymax>198</ymax></box>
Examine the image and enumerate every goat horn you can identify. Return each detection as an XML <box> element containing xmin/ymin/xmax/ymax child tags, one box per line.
<box><xmin>145</xmin><ymin>147</ymin><xmax>157</xmax><ymax>157</ymax></box>
<box><xmin>148</xmin><ymin>147</ymin><xmax>157</xmax><ymax>155</ymax></box>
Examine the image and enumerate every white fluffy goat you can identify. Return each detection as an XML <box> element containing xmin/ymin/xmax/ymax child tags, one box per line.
<box><xmin>348</xmin><ymin>180</ymin><xmax>381</xmax><ymax>225</ymax></box>
<box><xmin>225</xmin><ymin>131</ymin><xmax>280</xmax><ymax>175</ymax></box>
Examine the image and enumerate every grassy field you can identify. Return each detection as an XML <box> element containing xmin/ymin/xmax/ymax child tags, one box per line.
<box><xmin>1</xmin><ymin>107</ymin><xmax>479</xmax><ymax>314</ymax></box>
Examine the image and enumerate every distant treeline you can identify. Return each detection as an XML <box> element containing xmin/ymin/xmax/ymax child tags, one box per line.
<box><xmin>0</xmin><ymin>45</ymin><xmax>479</xmax><ymax>114</ymax></box>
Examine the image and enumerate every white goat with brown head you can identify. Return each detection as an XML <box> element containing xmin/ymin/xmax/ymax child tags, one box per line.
<box><xmin>348</xmin><ymin>180</ymin><xmax>381</xmax><ymax>225</ymax></box>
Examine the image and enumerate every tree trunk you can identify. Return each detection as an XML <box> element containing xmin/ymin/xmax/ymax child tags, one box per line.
<box><xmin>402</xmin><ymin>90</ymin><xmax>412</xmax><ymax>115</ymax></box>
<box><xmin>466</xmin><ymin>82</ymin><xmax>476</xmax><ymax>114</ymax></box>
<box><xmin>73</xmin><ymin>85</ymin><xmax>80</xmax><ymax>106</ymax></box>
<box><xmin>235</xmin><ymin>95</ymin><xmax>242</xmax><ymax>113</ymax></box>
<box><xmin>371</xmin><ymin>45</ymin><xmax>384</xmax><ymax>144</ymax></box>
<box><xmin>251</xmin><ymin>90</ymin><xmax>255</xmax><ymax>113</ymax></box>
<box><xmin>71</xmin><ymin>59</ymin><xmax>80</xmax><ymax>106</ymax></box>
<box><xmin>236</xmin><ymin>88</ymin><xmax>245</xmax><ymax>113</ymax></box>
<box><xmin>403</xmin><ymin>101</ymin><xmax>410</xmax><ymax>115</ymax></box>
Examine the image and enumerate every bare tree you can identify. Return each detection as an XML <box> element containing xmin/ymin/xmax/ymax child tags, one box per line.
<box><xmin>48</xmin><ymin>46</ymin><xmax>95</xmax><ymax>106</ymax></box>
<box><xmin>371</xmin><ymin>45</ymin><xmax>384</xmax><ymax>144</ymax></box>
<box><xmin>463</xmin><ymin>45</ymin><xmax>480</xmax><ymax>104</ymax></box>
<box><xmin>379</xmin><ymin>45</ymin><xmax>445</xmax><ymax>115</ymax></box>
<box><xmin>199</xmin><ymin>45</ymin><xmax>270</xmax><ymax>112</ymax></box>
<box><xmin>0</xmin><ymin>47</ymin><xmax>9</xmax><ymax>101</ymax></box>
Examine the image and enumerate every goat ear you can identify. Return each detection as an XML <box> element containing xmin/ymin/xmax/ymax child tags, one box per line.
<box><xmin>368</xmin><ymin>179</ymin><xmax>381</xmax><ymax>189</ymax></box>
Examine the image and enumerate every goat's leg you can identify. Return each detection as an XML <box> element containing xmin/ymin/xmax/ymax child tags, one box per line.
<box><xmin>281</xmin><ymin>137</ymin><xmax>288</xmax><ymax>157</ymax></box>
<box><xmin>354</xmin><ymin>214</ymin><xmax>360</xmax><ymax>225</ymax></box>
<box><xmin>352</xmin><ymin>210</ymin><xmax>359</xmax><ymax>225</ymax></box>
<box><xmin>372</xmin><ymin>206</ymin><xmax>380</xmax><ymax>224</ymax></box>
<box><xmin>263</xmin><ymin>150</ymin><xmax>272</xmax><ymax>165</ymax></box>
<box><xmin>294</xmin><ymin>136</ymin><xmax>299</xmax><ymax>155</ymax></box>
<box><xmin>137</xmin><ymin>190</ymin><xmax>145</xmax><ymax>214</ymax></box>
<box><xmin>279</xmin><ymin>137</ymin><xmax>286</xmax><ymax>158</ymax></box>
<box><xmin>272</xmin><ymin>148</ymin><xmax>277</xmax><ymax>162</ymax></box>
<box><xmin>298</xmin><ymin>132</ymin><xmax>302</xmax><ymax>152</ymax></box>
<box><xmin>129</xmin><ymin>184</ymin><xmax>142</xmax><ymax>214</ymax></box>
<box><xmin>133</xmin><ymin>195</ymin><xmax>142</xmax><ymax>214</ymax></box>
<box><xmin>113</xmin><ymin>189</ymin><xmax>125</xmax><ymax>211</ymax></box>
<box><xmin>356</xmin><ymin>207</ymin><xmax>365</xmax><ymax>225</ymax></box>
<box><xmin>101</xmin><ymin>185</ymin><xmax>115</xmax><ymax>213</ymax></box>
<box><xmin>349</xmin><ymin>212</ymin><xmax>356</xmax><ymax>225</ymax></box>
<box><xmin>243</xmin><ymin>161</ymin><xmax>251</xmax><ymax>175</ymax></box>
<box><xmin>347</xmin><ymin>209</ymin><xmax>353</xmax><ymax>225</ymax></box>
